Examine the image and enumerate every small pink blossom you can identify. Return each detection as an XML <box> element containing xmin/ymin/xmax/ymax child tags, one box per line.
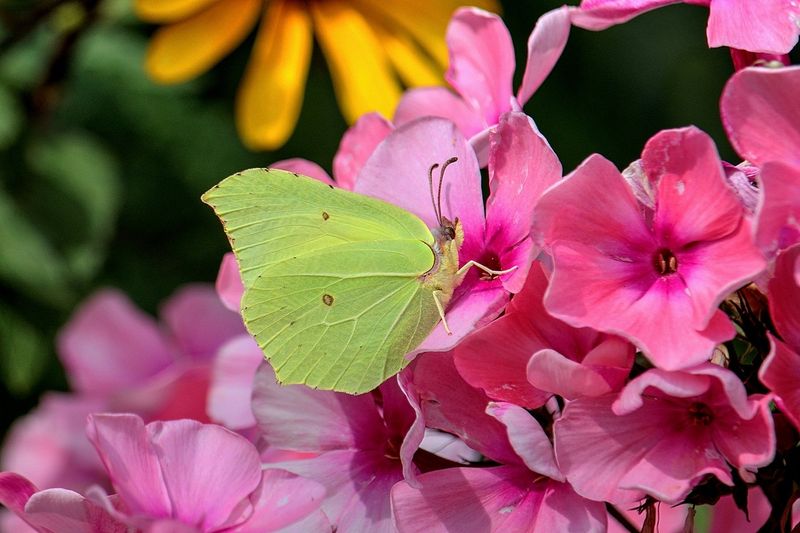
<box><xmin>571</xmin><ymin>0</ymin><xmax>800</xmax><ymax>55</ymax></box>
<box><xmin>454</xmin><ymin>261</ymin><xmax>634</xmax><ymax>408</ymax></box>
<box><xmin>554</xmin><ymin>364</ymin><xmax>775</xmax><ymax>504</ymax></box>
<box><xmin>534</xmin><ymin>126</ymin><xmax>766</xmax><ymax>370</ymax></box>
<box><xmin>395</xmin><ymin>7</ymin><xmax>570</xmax><ymax>162</ymax></box>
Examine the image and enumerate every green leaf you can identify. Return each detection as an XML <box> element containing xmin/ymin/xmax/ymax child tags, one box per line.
<box><xmin>0</xmin><ymin>304</ymin><xmax>48</xmax><ymax>395</ymax></box>
<box><xmin>0</xmin><ymin>85</ymin><xmax>23</xmax><ymax>149</ymax></box>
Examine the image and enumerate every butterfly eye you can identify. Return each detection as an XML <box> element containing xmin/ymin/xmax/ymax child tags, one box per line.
<box><xmin>444</xmin><ymin>226</ymin><xmax>456</xmax><ymax>240</ymax></box>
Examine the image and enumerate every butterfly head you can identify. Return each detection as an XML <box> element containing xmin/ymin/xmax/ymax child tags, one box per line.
<box><xmin>427</xmin><ymin>157</ymin><xmax>463</xmax><ymax>246</ymax></box>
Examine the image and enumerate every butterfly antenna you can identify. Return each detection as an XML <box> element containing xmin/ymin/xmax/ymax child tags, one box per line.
<box><xmin>428</xmin><ymin>162</ymin><xmax>442</xmax><ymax>226</ymax></box>
<box><xmin>437</xmin><ymin>157</ymin><xmax>458</xmax><ymax>225</ymax></box>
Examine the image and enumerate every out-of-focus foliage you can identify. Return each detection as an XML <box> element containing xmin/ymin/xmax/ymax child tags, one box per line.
<box><xmin>0</xmin><ymin>0</ymin><xmax>786</xmax><ymax>435</ymax></box>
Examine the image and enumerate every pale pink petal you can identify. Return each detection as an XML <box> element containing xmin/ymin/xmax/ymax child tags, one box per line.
<box><xmin>270</xmin><ymin>158</ymin><xmax>334</xmax><ymax>185</ymax></box>
<box><xmin>760</xmin><ymin>335</ymin><xmax>800</xmax><ymax>430</ymax></box>
<box><xmin>391</xmin><ymin>466</ymin><xmax>606</xmax><ymax>533</ymax></box>
<box><xmin>394</xmin><ymin>372</ymin><xmax>424</xmax><ymax>487</ymax></box>
<box><xmin>251</xmin><ymin>363</ymin><xmax>386</xmax><ymax>452</ymax></box>
<box><xmin>755</xmin><ymin>162</ymin><xmax>800</xmax><ymax>256</ymax></box>
<box><xmin>769</xmin><ymin>244</ymin><xmax>800</xmax><ymax>349</ymax></box>
<box><xmin>160</xmin><ymin>284</ymin><xmax>245</xmax><ymax>361</ymax></box>
<box><xmin>1</xmin><ymin>394</ymin><xmax>107</xmax><ymax>492</ymax></box>
<box><xmin>517</xmin><ymin>7</ymin><xmax>571</xmax><ymax>105</ymax></box>
<box><xmin>145</xmin><ymin>418</ymin><xmax>262</xmax><ymax>530</ymax></box>
<box><xmin>486</xmin><ymin>402</ymin><xmax>564</xmax><ymax>481</ymax></box>
<box><xmin>723</xmin><ymin>162</ymin><xmax>760</xmax><ymax>214</ymax></box>
<box><xmin>418</xmin><ymin>430</ymin><xmax>482</xmax><ymax>464</ymax></box>
<box><xmin>84</xmin><ymin>414</ymin><xmax>172</xmax><ymax>518</ymax></box>
<box><xmin>332</xmin><ymin>112</ymin><xmax>393</xmax><ymax>190</ymax></box>
<box><xmin>216</xmin><ymin>253</ymin><xmax>244</xmax><ymax>313</ymax></box>
<box><xmin>57</xmin><ymin>290</ymin><xmax>176</xmax><ymax>395</ymax></box>
<box><xmin>721</xmin><ymin>65</ymin><xmax>800</xmax><ymax>167</ymax></box>
<box><xmin>393</xmin><ymin>88</ymin><xmax>485</xmax><ymax>138</ymax></box>
<box><xmin>411</xmin><ymin>352</ymin><xmax>520</xmax><ymax>465</ymax></box>
<box><xmin>707</xmin><ymin>0</ymin><xmax>800</xmax><ymax>54</ymax></box>
<box><xmin>207</xmin><ymin>335</ymin><xmax>264</xmax><ymax>430</ymax></box>
<box><xmin>354</xmin><ymin>117</ymin><xmax>485</xmax><ymax>251</ymax></box>
<box><xmin>643</xmin><ymin>127</ymin><xmax>745</xmax><ymax>244</ymax></box>
<box><xmin>485</xmin><ymin>112</ymin><xmax>562</xmax><ymax>293</ymax></box>
<box><xmin>570</xmin><ymin>0</ymin><xmax>681</xmax><ymax>31</ymax></box>
<box><xmin>234</xmin><ymin>469</ymin><xmax>325</xmax><ymax>532</ymax></box>
<box><xmin>445</xmin><ymin>8</ymin><xmax>515</xmax><ymax>126</ymax></box>
<box><xmin>23</xmin><ymin>489</ymin><xmax>126</xmax><ymax>533</ymax></box>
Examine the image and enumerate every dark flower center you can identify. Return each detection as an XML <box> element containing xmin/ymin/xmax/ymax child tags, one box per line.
<box><xmin>687</xmin><ymin>402</ymin><xmax>714</xmax><ymax>426</ymax></box>
<box><xmin>478</xmin><ymin>252</ymin><xmax>502</xmax><ymax>281</ymax></box>
<box><xmin>653</xmin><ymin>248</ymin><xmax>678</xmax><ymax>275</ymax></box>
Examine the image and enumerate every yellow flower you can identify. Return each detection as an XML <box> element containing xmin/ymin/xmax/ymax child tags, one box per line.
<box><xmin>136</xmin><ymin>0</ymin><xmax>500</xmax><ymax>150</ymax></box>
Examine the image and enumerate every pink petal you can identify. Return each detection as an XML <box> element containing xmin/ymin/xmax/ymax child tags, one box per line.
<box><xmin>707</xmin><ymin>0</ymin><xmax>800</xmax><ymax>54</ymax></box>
<box><xmin>235</xmin><ymin>469</ymin><xmax>325</xmax><ymax>532</ymax></box>
<box><xmin>485</xmin><ymin>112</ymin><xmax>562</xmax><ymax>293</ymax></box>
<box><xmin>445</xmin><ymin>8</ymin><xmax>515</xmax><ymax>126</ymax></box>
<box><xmin>1</xmin><ymin>394</ymin><xmax>107</xmax><ymax>492</ymax></box>
<box><xmin>270</xmin><ymin>158</ymin><xmax>334</xmax><ymax>185</ymax></box>
<box><xmin>721</xmin><ymin>65</ymin><xmax>800</xmax><ymax>167</ymax></box>
<box><xmin>251</xmin><ymin>362</ymin><xmax>386</xmax><ymax>452</ymax></box>
<box><xmin>393</xmin><ymin>87</ymin><xmax>486</xmax><ymax>139</ymax></box>
<box><xmin>145</xmin><ymin>418</ymin><xmax>262</xmax><ymax>530</ymax></box>
<box><xmin>769</xmin><ymin>244</ymin><xmax>800</xmax><ymax>349</ymax></box>
<box><xmin>486</xmin><ymin>402</ymin><xmax>564</xmax><ymax>481</ymax></box>
<box><xmin>643</xmin><ymin>127</ymin><xmax>744</xmax><ymax>245</ymax></box>
<box><xmin>709</xmin><ymin>486</ymin><xmax>771</xmax><ymax>533</ymax></box>
<box><xmin>23</xmin><ymin>488</ymin><xmax>126</xmax><ymax>533</ymax></box>
<box><xmin>57</xmin><ymin>290</ymin><xmax>176</xmax><ymax>395</ymax></box>
<box><xmin>85</xmin><ymin>414</ymin><xmax>172</xmax><ymax>518</ymax></box>
<box><xmin>207</xmin><ymin>335</ymin><xmax>264</xmax><ymax>430</ymax></box>
<box><xmin>755</xmin><ymin>162</ymin><xmax>800</xmax><ymax>257</ymax></box>
<box><xmin>411</xmin><ymin>352</ymin><xmax>521</xmax><ymax>465</ymax></box>
<box><xmin>570</xmin><ymin>0</ymin><xmax>681</xmax><ymax>31</ymax></box>
<box><xmin>160</xmin><ymin>284</ymin><xmax>245</xmax><ymax>361</ymax></box>
<box><xmin>390</xmin><ymin>372</ymin><xmax>424</xmax><ymax>487</ymax></box>
<box><xmin>391</xmin><ymin>466</ymin><xmax>606</xmax><ymax>533</ymax></box>
<box><xmin>354</xmin><ymin>117</ymin><xmax>485</xmax><ymax>252</ymax></box>
<box><xmin>0</xmin><ymin>472</ymin><xmax>36</xmax><ymax>515</ymax></box>
<box><xmin>760</xmin><ymin>335</ymin><xmax>800</xmax><ymax>430</ymax></box>
<box><xmin>332</xmin><ymin>112</ymin><xmax>393</xmax><ymax>190</ymax></box>
<box><xmin>517</xmin><ymin>7</ymin><xmax>571</xmax><ymax>105</ymax></box>
<box><xmin>215</xmin><ymin>253</ymin><xmax>244</xmax><ymax>313</ymax></box>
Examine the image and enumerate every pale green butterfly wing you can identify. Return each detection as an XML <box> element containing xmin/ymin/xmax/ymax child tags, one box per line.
<box><xmin>202</xmin><ymin>168</ymin><xmax>442</xmax><ymax>393</ymax></box>
<box><xmin>202</xmin><ymin>168</ymin><xmax>434</xmax><ymax>287</ymax></box>
<box><xmin>245</xmin><ymin>240</ymin><xmax>440</xmax><ymax>393</ymax></box>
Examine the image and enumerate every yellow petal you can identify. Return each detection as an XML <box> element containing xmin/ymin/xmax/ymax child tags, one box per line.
<box><xmin>135</xmin><ymin>0</ymin><xmax>219</xmax><ymax>23</ymax></box>
<box><xmin>237</xmin><ymin>0</ymin><xmax>312</xmax><ymax>150</ymax></box>
<box><xmin>145</xmin><ymin>0</ymin><xmax>260</xmax><ymax>84</ymax></box>
<box><xmin>373</xmin><ymin>24</ymin><xmax>443</xmax><ymax>88</ymax></box>
<box><xmin>311</xmin><ymin>0</ymin><xmax>402</xmax><ymax>123</ymax></box>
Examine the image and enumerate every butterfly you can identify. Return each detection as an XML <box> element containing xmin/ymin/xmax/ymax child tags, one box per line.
<box><xmin>202</xmin><ymin>159</ymin><xmax>513</xmax><ymax>394</ymax></box>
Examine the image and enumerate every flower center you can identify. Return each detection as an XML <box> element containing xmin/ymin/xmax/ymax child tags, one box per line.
<box><xmin>687</xmin><ymin>402</ymin><xmax>714</xmax><ymax>426</ymax></box>
<box><xmin>478</xmin><ymin>252</ymin><xmax>502</xmax><ymax>281</ymax></box>
<box><xmin>653</xmin><ymin>248</ymin><xmax>678</xmax><ymax>275</ymax></box>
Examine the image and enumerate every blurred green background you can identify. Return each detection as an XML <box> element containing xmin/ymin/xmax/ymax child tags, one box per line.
<box><xmin>0</xmin><ymin>0</ymin><xmax>770</xmax><ymax>436</ymax></box>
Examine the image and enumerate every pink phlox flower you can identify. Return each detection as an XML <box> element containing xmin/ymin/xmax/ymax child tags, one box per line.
<box><xmin>0</xmin><ymin>414</ymin><xmax>325</xmax><ymax>532</ymax></box>
<box><xmin>251</xmin><ymin>362</ymin><xmax>420</xmax><ymax>532</ymax></box>
<box><xmin>454</xmin><ymin>261</ymin><xmax>634</xmax><ymax>408</ymax></box>
<box><xmin>759</xmin><ymin>244</ymin><xmax>800</xmax><ymax>430</ymax></box>
<box><xmin>571</xmin><ymin>0</ymin><xmax>800</xmax><ymax>55</ymax></box>
<box><xmin>554</xmin><ymin>364</ymin><xmax>775</xmax><ymax>504</ymax></box>
<box><xmin>721</xmin><ymin>65</ymin><xmax>800</xmax><ymax>258</ymax></box>
<box><xmin>391</xmin><ymin>352</ymin><xmax>606</xmax><ymax>532</ymax></box>
<box><xmin>534</xmin><ymin>126</ymin><xmax>766</xmax><ymax>370</ymax></box>
<box><xmin>394</xmin><ymin>7</ymin><xmax>571</xmax><ymax>163</ymax></box>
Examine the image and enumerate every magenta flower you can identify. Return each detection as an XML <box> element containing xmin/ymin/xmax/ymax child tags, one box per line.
<box><xmin>534</xmin><ymin>126</ymin><xmax>766</xmax><ymax>370</ymax></box>
<box><xmin>391</xmin><ymin>352</ymin><xmax>606</xmax><ymax>532</ymax></box>
<box><xmin>554</xmin><ymin>364</ymin><xmax>775</xmax><ymax>504</ymax></box>
<box><xmin>454</xmin><ymin>261</ymin><xmax>634</xmax><ymax>408</ymax></box>
<box><xmin>759</xmin><ymin>244</ymin><xmax>800</xmax><ymax>430</ymax></box>
<box><xmin>251</xmin><ymin>363</ymin><xmax>421</xmax><ymax>532</ymax></box>
<box><xmin>395</xmin><ymin>7</ymin><xmax>570</xmax><ymax>162</ymax></box>
<box><xmin>0</xmin><ymin>414</ymin><xmax>325</xmax><ymax>532</ymax></box>
<box><xmin>721</xmin><ymin>66</ymin><xmax>800</xmax><ymax>256</ymax></box>
<box><xmin>571</xmin><ymin>0</ymin><xmax>800</xmax><ymax>55</ymax></box>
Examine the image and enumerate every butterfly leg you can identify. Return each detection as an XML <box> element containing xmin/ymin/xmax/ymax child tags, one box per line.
<box><xmin>456</xmin><ymin>261</ymin><xmax>518</xmax><ymax>280</ymax></box>
<box><xmin>432</xmin><ymin>290</ymin><xmax>452</xmax><ymax>335</ymax></box>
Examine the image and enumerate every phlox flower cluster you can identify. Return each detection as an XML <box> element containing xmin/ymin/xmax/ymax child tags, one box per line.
<box><xmin>3</xmin><ymin>3</ymin><xmax>800</xmax><ymax>532</ymax></box>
